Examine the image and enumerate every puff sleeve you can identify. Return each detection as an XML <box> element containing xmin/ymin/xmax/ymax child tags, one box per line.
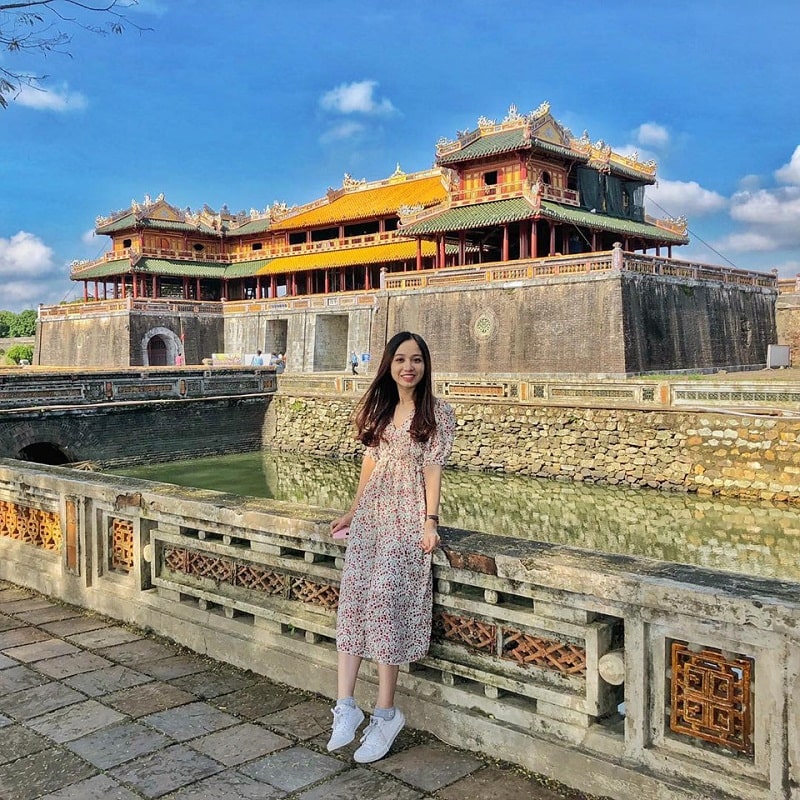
<box><xmin>422</xmin><ymin>400</ymin><xmax>456</xmax><ymax>467</ymax></box>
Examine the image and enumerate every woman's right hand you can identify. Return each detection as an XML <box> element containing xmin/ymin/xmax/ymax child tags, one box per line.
<box><xmin>330</xmin><ymin>512</ymin><xmax>354</xmax><ymax>536</ymax></box>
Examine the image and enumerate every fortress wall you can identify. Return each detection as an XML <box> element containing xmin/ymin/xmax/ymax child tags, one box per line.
<box><xmin>776</xmin><ymin>293</ymin><xmax>800</xmax><ymax>366</ymax></box>
<box><xmin>266</xmin><ymin>393</ymin><xmax>800</xmax><ymax>503</ymax></box>
<box><xmin>0</xmin><ymin>397</ymin><xmax>270</xmax><ymax>464</ymax></box>
<box><xmin>128</xmin><ymin>313</ymin><xmax>223</xmax><ymax>367</ymax></box>
<box><xmin>37</xmin><ymin>313</ymin><xmax>131</xmax><ymax>367</ymax></box>
<box><xmin>381</xmin><ymin>274</ymin><xmax>627</xmax><ymax>375</ymax></box>
<box><xmin>621</xmin><ymin>274</ymin><xmax>777</xmax><ymax>372</ymax></box>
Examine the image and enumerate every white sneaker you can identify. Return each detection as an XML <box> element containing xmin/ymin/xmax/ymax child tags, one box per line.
<box><xmin>353</xmin><ymin>709</ymin><xmax>406</xmax><ymax>763</ymax></box>
<box><xmin>326</xmin><ymin>703</ymin><xmax>365</xmax><ymax>751</ymax></box>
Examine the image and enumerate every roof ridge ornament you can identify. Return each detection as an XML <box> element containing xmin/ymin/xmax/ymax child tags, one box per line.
<box><xmin>342</xmin><ymin>172</ymin><xmax>367</xmax><ymax>189</ymax></box>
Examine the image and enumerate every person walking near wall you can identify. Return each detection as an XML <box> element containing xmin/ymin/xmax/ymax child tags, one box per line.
<box><xmin>328</xmin><ymin>331</ymin><xmax>456</xmax><ymax>763</ymax></box>
<box><xmin>350</xmin><ymin>350</ymin><xmax>359</xmax><ymax>375</ymax></box>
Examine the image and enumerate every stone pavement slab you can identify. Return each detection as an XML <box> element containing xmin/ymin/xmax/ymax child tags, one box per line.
<box><xmin>188</xmin><ymin>722</ymin><xmax>291</xmax><ymax>766</ymax></box>
<box><xmin>62</xmin><ymin>663</ymin><xmax>153</xmax><ymax>697</ymax></box>
<box><xmin>437</xmin><ymin>764</ymin><xmax>575</xmax><ymax>800</ymax></box>
<box><xmin>33</xmin><ymin>651</ymin><xmax>114</xmax><ymax>679</ymax></box>
<box><xmin>139</xmin><ymin>653</ymin><xmax>211</xmax><ymax>680</ymax></box>
<box><xmin>39</xmin><ymin>616</ymin><xmax>114</xmax><ymax>637</ymax></box>
<box><xmin>0</xmin><ymin>613</ymin><xmax>25</xmax><ymax>632</ymax></box>
<box><xmin>3</xmin><ymin>638</ymin><xmax>81</xmax><ymax>663</ymax></box>
<box><xmin>162</xmin><ymin>769</ymin><xmax>286</xmax><ymax>799</ymax></box>
<box><xmin>212</xmin><ymin>681</ymin><xmax>303</xmax><ymax>719</ymax></box>
<box><xmin>102</xmin><ymin>680</ymin><xmax>197</xmax><ymax>717</ymax></box>
<box><xmin>169</xmin><ymin>665</ymin><xmax>259</xmax><ymax>699</ymax></box>
<box><xmin>14</xmin><ymin>606</ymin><xmax>83</xmax><ymax>625</ymax></box>
<box><xmin>0</xmin><ymin>626</ymin><xmax>50</xmax><ymax>650</ymax></box>
<box><xmin>0</xmin><ymin>748</ymin><xmax>97</xmax><ymax>800</ymax></box>
<box><xmin>66</xmin><ymin>720</ymin><xmax>173</xmax><ymax>769</ymax></box>
<box><xmin>296</xmin><ymin>766</ymin><xmax>425</xmax><ymax>800</ymax></box>
<box><xmin>38</xmin><ymin>773</ymin><xmax>142</xmax><ymax>800</ymax></box>
<box><xmin>238</xmin><ymin>745</ymin><xmax>346</xmax><ymax>793</ymax></box>
<box><xmin>0</xmin><ymin>598</ymin><xmax>53</xmax><ymax>615</ymax></box>
<box><xmin>108</xmin><ymin>743</ymin><xmax>223</xmax><ymax>798</ymax></box>
<box><xmin>94</xmin><ymin>637</ymin><xmax>180</xmax><ymax>666</ymax></box>
<box><xmin>0</xmin><ymin>681</ymin><xmax>86</xmax><ymax>720</ymax></box>
<box><xmin>65</xmin><ymin>626</ymin><xmax>143</xmax><ymax>650</ymax></box>
<box><xmin>142</xmin><ymin>701</ymin><xmax>239</xmax><ymax>742</ymax></box>
<box><xmin>257</xmin><ymin>697</ymin><xmax>331</xmax><ymax>741</ymax></box>
<box><xmin>375</xmin><ymin>741</ymin><xmax>485</xmax><ymax>792</ymax></box>
<box><xmin>0</xmin><ymin>664</ymin><xmax>51</xmax><ymax>694</ymax></box>
<box><xmin>26</xmin><ymin>698</ymin><xmax>127</xmax><ymax>743</ymax></box>
<box><xmin>0</xmin><ymin>725</ymin><xmax>51</xmax><ymax>765</ymax></box>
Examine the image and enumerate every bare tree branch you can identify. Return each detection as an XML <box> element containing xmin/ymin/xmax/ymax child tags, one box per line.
<box><xmin>0</xmin><ymin>0</ymin><xmax>149</xmax><ymax>108</ymax></box>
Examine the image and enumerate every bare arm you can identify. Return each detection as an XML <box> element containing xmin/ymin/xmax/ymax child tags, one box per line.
<box><xmin>330</xmin><ymin>453</ymin><xmax>377</xmax><ymax>534</ymax></box>
<box><xmin>421</xmin><ymin>463</ymin><xmax>443</xmax><ymax>554</ymax></box>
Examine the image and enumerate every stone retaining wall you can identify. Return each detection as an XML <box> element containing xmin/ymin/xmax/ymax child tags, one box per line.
<box><xmin>265</xmin><ymin>394</ymin><xmax>800</xmax><ymax>503</ymax></box>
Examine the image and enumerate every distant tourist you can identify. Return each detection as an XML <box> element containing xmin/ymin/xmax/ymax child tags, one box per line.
<box><xmin>251</xmin><ymin>350</ymin><xmax>264</xmax><ymax>366</ymax></box>
<box><xmin>327</xmin><ymin>332</ymin><xmax>456</xmax><ymax>763</ymax></box>
<box><xmin>350</xmin><ymin>350</ymin><xmax>359</xmax><ymax>375</ymax></box>
<box><xmin>275</xmin><ymin>353</ymin><xmax>286</xmax><ymax>374</ymax></box>
<box><xmin>174</xmin><ymin>352</ymin><xmax>184</xmax><ymax>366</ymax></box>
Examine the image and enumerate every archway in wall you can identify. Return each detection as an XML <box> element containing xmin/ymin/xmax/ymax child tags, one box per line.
<box><xmin>18</xmin><ymin>442</ymin><xmax>70</xmax><ymax>465</ymax></box>
<box><xmin>313</xmin><ymin>314</ymin><xmax>349</xmax><ymax>371</ymax></box>
<box><xmin>141</xmin><ymin>327</ymin><xmax>182</xmax><ymax>366</ymax></box>
<box><xmin>148</xmin><ymin>336</ymin><xmax>168</xmax><ymax>366</ymax></box>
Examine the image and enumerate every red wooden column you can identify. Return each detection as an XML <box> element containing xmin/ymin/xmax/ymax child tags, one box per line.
<box><xmin>324</xmin><ymin>270</ymin><xmax>329</xmax><ymax>293</ymax></box>
<box><xmin>93</xmin><ymin>281</ymin><xmax>98</xmax><ymax>300</ymax></box>
<box><xmin>458</xmin><ymin>231</ymin><xmax>466</xmax><ymax>265</ymax></box>
<box><xmin>103</xmin><ymin>283</ymin><xmax>108</xmax><ymax>300</ymax></box>
<box><xmin>549</xmin><ymin>223</ymin><xmax>556</xmax><ymax>256</ymax></box>
<box><xmin>183</xmin><ymin>277</ymin><xmax>189</xmax><ymax>299</ymax></box>
<box><xmin>83</xmin><ymin>282</ymin><xmax>88</xmax><ymax>301</ymax></box>
<box><xmin>256</xmin><ymin>276</ymin><xmax>262</xmax><ymax>299</ymax></box>
<box><xmin>502</xmin><ymin>225</ymin><xmax>509</xmax><ymax>262</ymax></box>
<box><xmin>121</xmin><ymin>279</ymin><xmax>126</xmax><ymax>299</ymax></box>
<box><xmin>364</xmin><ymin>265</ymin><xmax>371</xmax><ymax>290</ymax></box>
<box><xmin>519</xmin><ymin>225</ymin><xmax>528</xmax><ymax>259</ymax></box>
<box><xmin>270</xmin><ymin>275</ymin><xmax>277</xmax><ymax>298</ymax></box>
<box><xmin>416</xmin><ymin>239</ymin><xmax>423</xmax><ymax>271</ymax></box>
<box><xmin>152</xmin><ymin>275</ymin><xmax>157</xmax><ymax>298</ymax></box>
<box><xmin>195</xmin><ymin>278</ymin><xmax>201</xmax><ymax>300</ymax></box>
<box><xmin>531</xmin><ymin>221</ymin><xmax>538</xmax><ymax>258</ymax></box>
<box><xmin>132</xmin><ymin>275</ymin><xmax>138</xmax><ymax>298</ymax></box>
<box><xmin>591</xmin><ymin>231</ymin><xmax>598</xmax><ymax>251</ymax></box>
<box><xmin>437</xmin><ymin>235</ymin><xmax>445</xmax><ymax>269</ymax></box>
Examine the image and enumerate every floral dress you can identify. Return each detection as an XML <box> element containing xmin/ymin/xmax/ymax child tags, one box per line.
<box><xmin>336</xmin><ymin>398</ymin><xmax>456</xmax><ymax>665</ymax></box>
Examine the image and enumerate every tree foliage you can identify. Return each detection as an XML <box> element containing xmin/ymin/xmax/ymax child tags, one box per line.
<box><xmin>0</xmin><ymin>309</ymin><xmax>37</xmax><ymax>337</ymax></box>
<box><xmin>6</xmin><ymin>343</ymin><xmax>34</xmax><ymax>363</ymax></box>
<box><xmin>0</xmin><ymin>1</ymin><xmax>146</xmax><ymax>108</ymax></box>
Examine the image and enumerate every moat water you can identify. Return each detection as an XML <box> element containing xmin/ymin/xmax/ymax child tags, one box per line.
<box><xmin>114</xmin><ymin>451</ymin><xmax>800</xmax><ymax>583</ymax></box>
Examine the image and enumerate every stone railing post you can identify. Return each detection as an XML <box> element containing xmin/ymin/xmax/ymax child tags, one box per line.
<box><xmin>612</xmin><ymin>241</ymin><xmax>624</xmax><ymax>270</ymax></box>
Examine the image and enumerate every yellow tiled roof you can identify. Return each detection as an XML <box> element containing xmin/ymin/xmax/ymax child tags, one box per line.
<box><xmin>255</xmin><ymin>239</ymin><xmax>436</xmax><ymax>275</ymax></box>
<box><xmin>270</xmin><ymin>173</ymin><xmax>447</xmax><ymax>230</ymax></box>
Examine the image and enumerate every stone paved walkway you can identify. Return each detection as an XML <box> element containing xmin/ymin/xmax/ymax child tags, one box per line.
<box><xmin>0</xmin><ymin>581</ymin><xmax>610</xmax><ymax>800</ymax></box>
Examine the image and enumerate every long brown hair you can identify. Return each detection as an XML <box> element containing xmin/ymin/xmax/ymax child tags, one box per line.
<box><xmin>355</xmin><ymin>331</ymin><xmax>436</xmax><ymax>446</ymax></box>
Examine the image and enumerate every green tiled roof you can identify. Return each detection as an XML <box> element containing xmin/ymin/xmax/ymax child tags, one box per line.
<box><xmin>71</xmin><ymin>258</ymin><xmax>131</xmax><ymax>279</ymax></box>
<box><xmin>133</xmin><ymin>258</ymin><xmax>229</xmax><ymax>278</ymax></box>
<box><xmin>401</xmin><ymin>197</ymin><xmax>688</xmax><ymax>244</ymax></box>
<box><xmin>232</xmin><ymin>218</ymin><xmax>272</xmax><ymax>236</ymax></box>
<box><xmin>95</xmin><ymin>214</ymin><xmax>136</xmax><ymax>234</ymax></box>
<box><xmin>401</xmin><ymin>198</ymin><xmax>536</xmax><ymax>234</ymax></box>
<box><xmin>537</xmin><ymin>201</ymin><xmax>688</xmax><ymax>243</ymax></box>
<box><xmin>223</xmin><ymin>259</ymin><xmax>274</xmax><ymax>278</ymax></box>
<box><xmin>437</xmin><ymin>129</ymin><xmax>528</xmax><ymax>165</ymax></box>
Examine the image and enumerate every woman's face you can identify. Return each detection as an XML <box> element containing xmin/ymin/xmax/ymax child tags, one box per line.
<box><xmin>390</xmin><ymin>338</ymin><xmax>425</xmax><ymax>391</ymax></box>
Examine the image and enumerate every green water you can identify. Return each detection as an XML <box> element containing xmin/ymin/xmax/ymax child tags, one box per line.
<box><xmin>114</xmin><ymin>451</ymin><xmax>800</xmax><ymax>582</ymax></box>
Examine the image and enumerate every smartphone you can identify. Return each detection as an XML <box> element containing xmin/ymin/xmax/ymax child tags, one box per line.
<box><xmin>332</xmin><ymin>526</ymin><xmax>350</xmax><ymax>540</ymax></box>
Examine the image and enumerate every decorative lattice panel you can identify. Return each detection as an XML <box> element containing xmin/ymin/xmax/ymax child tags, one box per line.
<box><xmin>186</xmin><ymin>551</ymin><xmax>235</xmax><ymax>583</ymax></box>
<box><xmin>161</xmin><ymin>545</ymin><xmax>337</xmax><ymax>607</ymax></box>
<box><xmin>288</xmin><ymin>577</ymin><xmax>339</xmax><ymax>609</ymax></box>
<box><xmin>670</xmin><ymin>642</ymin><xmax>753</xmax><ymax>756</ymax></box>
<box><xmin>236</xmin><ymin>563</ymin><xmax>285</xmax><ymax>595</ymax></box>
<box><xmin>502</xmin><ymin>628</ymin><xmax>587</xmax><ymax>675</ymax></box>
<box><xmin>434</xmin><ymin>611</ymin><xmax>497</xmax><ymax>654</ymax></box>
<box><xmin>0</xmin><ymin>500</ymin><xmax>61</xmax><ymax>551</ymax></box>
<box><xmin>111</xmin><ymin>518</ymin><xmax>134</xmax><ymax>572</ymax></box>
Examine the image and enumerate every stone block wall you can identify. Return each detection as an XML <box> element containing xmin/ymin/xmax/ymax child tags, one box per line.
<box><xmin>37</xmin><ymin>313</ymin><xmax>132</xmax><ymax>367</ymax></box>
<box><xmin>265</xmin><ymin>393</ymin><xmax>800</xmax><ymax>503</ymax></box>
<box><xmin>776</xmin><ymin>292</ymin><xmax>800</xmax><ymax>366</ymax></box>
<box><xmin>0</xmin><ymin>397</ymin><xmax>270</xmax><ymax>464</ymax></box>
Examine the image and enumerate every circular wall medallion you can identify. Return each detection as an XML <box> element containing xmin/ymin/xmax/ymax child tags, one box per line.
<box><xmin>473</xmin><ymin>309</ymin><xmax>496</xmax><ymax>340</ymax></box>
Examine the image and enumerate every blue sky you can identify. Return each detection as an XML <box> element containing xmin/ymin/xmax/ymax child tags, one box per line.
<box><xmin>1</xmin><ymin>0</ymin><xmax>799</xmax><ymax>311</ymax></box>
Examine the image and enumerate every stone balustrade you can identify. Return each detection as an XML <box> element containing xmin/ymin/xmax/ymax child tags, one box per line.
<box><xmin>0</xmin><ymin>459</ymin><xmax>797</xmax><ymax>800</ymax></box>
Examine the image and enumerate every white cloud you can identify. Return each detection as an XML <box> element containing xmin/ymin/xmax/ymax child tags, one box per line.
<box><xmin>646</xmin><ymin>179</ymin><xmax>727</xmax><ymax>217</ymax></box>
<box><xmin>635</xmin><ymin>122</ymin><xmax>669</xmax><ymax>148</ymax></box>
<box><xmin>14</xmin><ymin>81</ymin><xmax>88</xmax><ymax>112</ymax></box>
<box><xmin>319</xmin><ymin>121</ymin><xmax>365</xmax><ymax>144</ymax></box>
<box><xmin>320</xmin><ymin>80</ymin><xmax>395</xmax><ymax>115</ymax></box>
<box><xmin>0</xmin><ymin>232</ymin><xmax>55</xmax><ymax>276</ymax></box>
<box><xmin>82</xmin><ymin>229</ymin><xmax>98</xmax><ymax>246</ymax></box>
<box><xmin>775</xmin><ymin>145</ymin><xmax>800</xmax><ymax>185</ymax></box>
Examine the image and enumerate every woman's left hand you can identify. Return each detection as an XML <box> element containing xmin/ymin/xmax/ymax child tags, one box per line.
<box><xmin>420</xmin><ymin>521</ymin><xmax>440</xmax><ymax>554</ymax></box>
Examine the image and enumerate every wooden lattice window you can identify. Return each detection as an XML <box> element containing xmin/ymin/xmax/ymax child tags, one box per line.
<box><xmin>434</xmin><ymin>611</ymin><xmax>497</xmax><ymax>654</ymax></box>
<box><xmin>670</xmin><ymin>642</ymin><xmax>753</xmax><ymax>756</ymax></box>
<box><xmin>111</xmin><ymin>518</ymin><xmax>135</xmax><ymax>572</ymax></box>
<box><xmin>0</xmin><ymin>500</ymin><xmax>61</xmax><ymax>551</ymax></box>
<box><xmin>502</xmin><ymin>627</ymin><xmax>587</xmax><ymax>675</ymax></box>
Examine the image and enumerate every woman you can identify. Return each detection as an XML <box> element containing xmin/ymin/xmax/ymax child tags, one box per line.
<box><xmin>328</xmin><ymin>331</ymin><xmax>456</xmax><ymax>763</ymax></box>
